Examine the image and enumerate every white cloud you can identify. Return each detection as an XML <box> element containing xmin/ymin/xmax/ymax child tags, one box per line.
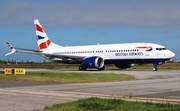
<box><xmin>0</xmin><ymin>0</ymin><xmax>180</xmax><ymax>30</ymax></box>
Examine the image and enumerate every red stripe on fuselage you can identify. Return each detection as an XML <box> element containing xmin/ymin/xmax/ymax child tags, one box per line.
<box><xmin>35</xmin><ymin>24</ymin><xmax>44</xmax><ymax>32</ymax></box>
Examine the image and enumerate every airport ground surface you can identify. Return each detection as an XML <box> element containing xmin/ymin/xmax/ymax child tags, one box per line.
<box><xmin>0</xmin><ymin>69</ymin><xmax>180</xmax><ymax>111</ymax></box>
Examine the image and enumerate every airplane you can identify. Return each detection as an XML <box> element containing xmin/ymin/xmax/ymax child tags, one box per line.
<box><xmin>5</xmin><ymin>19</ymin><xmax>175</xmax><ymax>71</ymax></box>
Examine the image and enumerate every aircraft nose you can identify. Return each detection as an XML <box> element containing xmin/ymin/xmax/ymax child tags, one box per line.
<box><xmin>169</xmin><ymin>51</ymin><xmax>175</xmax><ymax>58</ymax></box>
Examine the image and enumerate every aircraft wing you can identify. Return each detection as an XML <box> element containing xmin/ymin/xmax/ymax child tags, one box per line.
<box><xmin>5</xmin><ymin>40</ymin><xmax>85</xmax><ymax>61</ymax></box>
<box><xmin>5</xmin><ymin>40</ymin><xmax>17</xmax><ymax>56</ymax></box>
<box><xmin>37</xmin><ymin>52</ymin><xmax>85</xmax><ymax>60</ymax></box>
<box><xmin>5</xmin><ymin>40</ymin><xmax>42</xmax><ymax>55</ymax></box>
<box><xmin>15</xmin><ymin>47</ymin><xmax>42</xmax><ymax>52</ymax></box>
<box><xmin>17</xmin><ymin>51</ymin><xmax>85</xmax><ymax>61</ymax></box>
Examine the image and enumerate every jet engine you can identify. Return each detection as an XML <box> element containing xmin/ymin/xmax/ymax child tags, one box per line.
<box><xmin>82</xmin><ymin>56</ymin><xmax>104</xmax><ymax>68</ymax></box>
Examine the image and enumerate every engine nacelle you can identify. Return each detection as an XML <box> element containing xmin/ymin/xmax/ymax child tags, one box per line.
<box><xmin>114</xmin><ymin>64</ymin><xmax>134</xmax><ymax>69</ymax></box>
<box><xmin>82</xmin><ymin>56</ymin><xmax>104</xmax><ymax>68</ymax></box>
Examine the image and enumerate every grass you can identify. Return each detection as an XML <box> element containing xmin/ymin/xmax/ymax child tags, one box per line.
<box><xmin>44</xmin><ymin>97</ymin><xmax>180</xmax><ymax>111</ymax></box>
<box><xmin>0</xmin><ymin>72</ymin><xmax>133</xmax><ymax>83</ymax></box>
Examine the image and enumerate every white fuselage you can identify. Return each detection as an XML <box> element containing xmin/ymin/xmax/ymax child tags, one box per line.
<box><xmin>42</xmin><ymin>42</ymin><xmax>175</xmax><ymax>64</ymax></box>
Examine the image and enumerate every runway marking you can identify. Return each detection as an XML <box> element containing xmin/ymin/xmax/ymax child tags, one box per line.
<box><xmin>0</xmin><ymin>88</ymin><xmax>180</xmax><ymax>104</ymax></box>
<box><xmin>53</xmin><ymin>78</ymin><xmax>180</xmax><ymax>92</ymax></box>
<box><xmin>0</xmin><ymin>93</ymin><xmax>13</xmax><ymax>97</ymax></box>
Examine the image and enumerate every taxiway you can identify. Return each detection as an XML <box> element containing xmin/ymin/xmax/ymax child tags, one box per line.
<box><xmin>0</xmin><ymin>69</ymin><xmax>180</xmax><ymax>111</ymax></box>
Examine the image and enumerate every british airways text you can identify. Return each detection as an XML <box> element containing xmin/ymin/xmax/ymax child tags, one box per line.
<box><xmin>115</xmin><ymin>52</ymin><xmax>143</xmax><ymax>56</ymax></box>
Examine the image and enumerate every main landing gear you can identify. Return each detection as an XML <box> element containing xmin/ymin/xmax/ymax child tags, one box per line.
<box><xmin>79</xmin><ymin>65</ymin><xmax>86</xmax><ymax>70</ymax></box>
<box><xmin>98</xmin><ymin>66</ymin><xmax>105</xmax><ymax>71</ymax></box>
<box><xmin>78</xmin><ymin>65</ymin><xmax>105</xmax><ymax>71</ymax></box>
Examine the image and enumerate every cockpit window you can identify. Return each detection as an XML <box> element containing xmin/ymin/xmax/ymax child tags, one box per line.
<box><xmin>156</xmin><ymin>48</ymin><xmax>167</xmax><ymax>51</ymax></box>
<box><xmin>162</xmin><ymin>48</ymin><xmax>167</xmax><ymax>50</ymax></box>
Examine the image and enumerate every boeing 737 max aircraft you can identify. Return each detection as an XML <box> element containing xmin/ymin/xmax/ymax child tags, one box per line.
<box><xmin>5</xmin><ymin>19</ymin><xmax>175</xmax><ymax>71</ymax></box>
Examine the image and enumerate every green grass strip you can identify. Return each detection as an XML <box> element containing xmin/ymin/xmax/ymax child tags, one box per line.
<box><xmin>44</xmin><ymin>97</ymin><xmax>180</xmax><ymax>111</ymax></box>
<box><xmin>0</xmin><ymin>72</ymin><xmax>133</xmax><ymax>83</ymax></box>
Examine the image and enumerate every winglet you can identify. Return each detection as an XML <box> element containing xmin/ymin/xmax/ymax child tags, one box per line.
<box><xmin>5</xmin><ymin>40</ymin><xmax>16</xmax><ymax>56</ymax></box>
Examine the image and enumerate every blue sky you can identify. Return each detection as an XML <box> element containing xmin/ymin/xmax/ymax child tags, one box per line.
<box><xmin>1</xmin><ymin>0</ymin><xmax>180</xmax><ymax>62</ymax></box>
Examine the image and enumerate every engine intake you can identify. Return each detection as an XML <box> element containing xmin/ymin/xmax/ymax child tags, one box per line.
<box><xmin>82</xmin><ymin>56</ymin><xmax>104</xmax><ymax>68</ymax></box>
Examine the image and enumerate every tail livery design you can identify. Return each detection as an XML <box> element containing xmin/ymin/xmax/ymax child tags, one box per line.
<box><xmin>34</xmin><ymin>19</ymin><xmax>51</xmax><ymax>50</ymax></box>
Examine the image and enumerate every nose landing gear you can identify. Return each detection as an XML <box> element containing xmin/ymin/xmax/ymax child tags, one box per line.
<box><xmin>152</xmin><ymin>65</ymin><xmax>158</xmax><ymax>71</ymax></box>
<box><xmin>152</xmin><ymin>62</ymin><xmax>164</xmax><ymax>71</ymax></box>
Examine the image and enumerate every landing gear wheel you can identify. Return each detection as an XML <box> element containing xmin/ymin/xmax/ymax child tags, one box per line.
<box><xmin>79</xmin><ymin>65</ymin><xmax>86</xmax><ymax>71</ymax></box>
<box><xmin>152</xmin><ymin>67</ymin><xmax>158</xmax><ymax>71</ymax></box>
<box><xmin>98</xmin><ymin>66</ymin><xmax>105</xmax><ymax>71</ymax></box>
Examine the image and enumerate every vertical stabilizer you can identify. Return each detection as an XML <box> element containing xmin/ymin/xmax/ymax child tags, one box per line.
<box><xmin>34</xmin><ymin>19</ymin><xmax>61</xmax><ymax>51</ymax></box>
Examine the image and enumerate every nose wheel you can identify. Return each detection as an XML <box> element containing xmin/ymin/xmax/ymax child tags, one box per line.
<box><xmin>152</xmin><ymin>67</ymin><xmax>158</xmax><ymax>71</ymax></box>
<box><xmin>152</xmin><ymin>63</ymin><xmax>158</xmax><ymax>71</ymax></box>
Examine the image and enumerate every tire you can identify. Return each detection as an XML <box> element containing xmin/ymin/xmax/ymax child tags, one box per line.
<box><xmin>152</xmin><ymin>67</ymin><xmax>158</xmax><ymax>71</ymax></box>
<box><xmin>98</xmin><ymin>66</ymin><xmax>105</xmax><ymax>71</ymax></box>
<box><xmin>79</xmin><ymin>65</ymin><xmax>86</xmax><ymax>71</ymax></box>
